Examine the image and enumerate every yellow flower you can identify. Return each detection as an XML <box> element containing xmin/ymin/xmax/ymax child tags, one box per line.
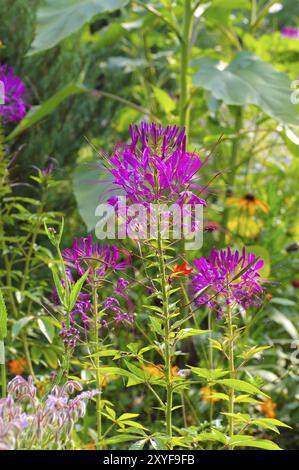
<box><xmin>227</xmin><ymin>194</ymin><xmax>269</xmax><ymax>216</ymax></box>
<box><xmin>228</xmin><ymin>215</ymin><xmax>263</xmax><ymax>239</ymax></box>
<box><xmin>260</xmin><ymin>399</ymin><xmax>277</xmax><ymax>418</ymax></box>
<box><xmin>200</xmin><ymin>386</ymin><xmax>220</xmax><ymax>403</ymax></box>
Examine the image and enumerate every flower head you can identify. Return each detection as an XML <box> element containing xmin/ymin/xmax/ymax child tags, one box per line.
<box><xmin>172</xmin><ymin>261</ymin><xmax>193</xmax><ymax>277</ymax></box>
<box><xmin>281</xmin><ymin>26</ymin><xmax>299</xmax><ymax>40</ymax></box>
<box><xmin>227</xmin><ymin>194</ymin><xmax>269</xmax><ymax>216</ymax></box>
<box><xmin>7</xmin><ymin>358</ymin><xmax>27</xmax><ymax>376</ymax></box>
<box><xmin>260</xmin><ymin>398</ymin><xmax>277</xmax><ymax>418</ymax></box>
<box><xmin>107</xmin><ymin>122</ymin><xmax>207</xmax><ymax>206</ymax></box>
<box><xmin>200</xmin><ymin>386</ymin><xmax>220</xmax><ymax>403</ymax></box>
<box><xmin>191</xmin><ymin>246</ymin><xmax>265</xmax><ymax>315</ymax></box>
<box><xmin>0</xmin><ymin>64</ymin><xmax>28</xmax><ymax>123</ymax></box>
<box><xmin>62</xmin><ymin>234</ymin><xmax>131</xmax><ymax>281</ymax></box>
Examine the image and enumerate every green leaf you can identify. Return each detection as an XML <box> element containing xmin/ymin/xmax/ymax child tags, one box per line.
<box><xmin>51</xmin><ymin>267</ymin><xmax>65</xmax><ymax>305</ymax></box>
<box><xmin>176</xmin><ymin>328</ymin><xmax>209</xmax><ymax>341</ymax></box>
<box><xmin>193</xmin><ymin>52</ymin><xmax>299</xmax><ymax>125</ymax></box>
<box><xmin>7</xmin><ymin>83</ymin><xmax>87</xmax><ymax>141</ymax></box>
<box><xmin>190</xmin><ymin>367</ymin><xmax>229</xmax><ymax>381</ymax></box>
<box><xmin>195</xmin><ymin>430</ymin><xmax>227</xmax><ymax>444</ymax></box>
<box><xmin>0</xmin><ymin>289</ymin><xmax>7</xmax><ymax>341</ymax></box>
<box><xmin>152</xmin><ymin>86</ymin><xmax>176</xmax><ymax>114</ymax></box>
<box><xmin>234</xmin><ymin>394</ymin><xmax>262</xmax><ymax>404</ymax></box>
<box><xmin>73</xmin><ymin>161</ymin><xmax>119</xmax><ymax>231</ymax></box>
<box><xmin>271</xmin><ymin>309</ymin><xmax>298</xmax><ymax>339</ymax></box>
<box><xmin>43</xmin><ymin>349</ymin><xmax>58</xmax><ymax>369</ymax></box>
<box><xmin>120</xmin><ymin>421</ymin><xmax>147</xmax><ymax>430</ymax></box>
<box><xmin>229</xmin><ymin>435</ymin><xmax>282</xmax><ymax>450</ymax></box>
<box><xmin>28</xmin><ymin>0</ymin><xmax>130</xmax><ymax>55</ymax></box>
<box><xmin>37</xmin><ymin>318</ymin><xmax>55</xmax><ymax>343</ymax></box>
<box><xmin>215</xmin><ymin>378</ymin><xmax>269</xmax><ymax>397</ymax></box>
<box><xmin>12</xmin><ymin>317</ymin><xmax>34</xmax><ymax>339</ymax></box>
<box><xmin>129</xmin><ymin>439</ymin><xmax>147</xmax><ymax>450</ymax></box>
<box><xmin>119</xmin><ymin>413</ymin><xmax>139</xmax><ymax>421</ymax></box>
<box><xmin>69</xmin><ymin>269</ymin><xmax>89</xmax><ymax>311</ymax></box>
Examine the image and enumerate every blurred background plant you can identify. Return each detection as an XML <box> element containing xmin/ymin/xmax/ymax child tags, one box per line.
<box><xmin>0</xmin><ymin>0</ymin><xmax>299</xmax><ymax>449</ymax></box>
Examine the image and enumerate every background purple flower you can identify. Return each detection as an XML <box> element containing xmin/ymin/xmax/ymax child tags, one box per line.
<box><xmin>191</xmin><ymin>247</ymin><xmax>265</xmax><ymax>315</ymax></box>
<box><xmin>281</xmin><ymin>26</ymin><xmax>299</xmax><ymax>40</ymax></box>
<box><xmin>0</xmin><ymin>64</ymin><xmax>28</xmax><ymax>123</ymax></box>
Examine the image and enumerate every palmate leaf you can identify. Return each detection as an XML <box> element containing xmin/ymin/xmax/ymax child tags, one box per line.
<box><xmin>28</xmin><ymin>0</ymin><xmax>130</xmax><ymax>55</ymax></box>
<box><xmin>193</xmin><ymin>52</ymin><xmax>299</xmax><ymax>125</ymax></box>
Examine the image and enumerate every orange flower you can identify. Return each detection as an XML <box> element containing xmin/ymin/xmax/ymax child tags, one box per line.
<box><xmin>142</xmin><ymin>364</ymin><xmax>180</xmax><ymax>378</ymax></box>
<box><xmin>260</xmin><ymin>399</ymin><xmax>277</xmax><ymax>418</ymax></box>
<box><xmin>200</xmin><ymin>386</ymin><xmax>220</xmax><ymax>403</ymax></box>
<box><xmin>7</xmin><ymin>358</ymin><xmax>27</xmax><ymax>375</ymax></box>
<box><xmin>143</xmin><ymin>364</ymin><xmax>164</xmax><ymax>377</ymax></box>
<box><xmin>172</xmin><ymin>261</ymin><xmax>193</xmax><ymax>277</ymax></box>
<box><xmin>83</xmin><ymin>442</ymin><xmax>96</xmax><ymax>450</ymax></box>
<box><xmin>227</xmin><ymin>194</ymin><xmax>269</xmax><ymax>216</ymax></box>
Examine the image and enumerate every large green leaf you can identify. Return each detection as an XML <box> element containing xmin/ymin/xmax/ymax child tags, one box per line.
<box><xmin>73</xmin><ymin>161</ymin><xmax>120</xmax><ymax>232</ymax></box>
<box><xmin>7</xmin><ymin>82</ymin><xmax>86</xmax><ymax>141</ymax></box>
<box><xmin>193</xmin><ymin>52</ymin><xmax>299</xmax><ymax>125</ymax></box>
<box><xmin>28</xmin><ymin>0</ymin><xmax>129</xmax><ymax>55</ymax></box>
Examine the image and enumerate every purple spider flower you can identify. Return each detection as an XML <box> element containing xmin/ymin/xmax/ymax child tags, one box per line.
<box><xmin>191</xmin><ymin>246</ymin><xmax>265</xmax><ymax>316</ymax></box>
<box><xmin>106</xmin><ymin>122</ymin><xmax>207</xmax><ymax>206</ymax></box>
<box><xmin>0</xmin><ymin>64</ymin><xmax>28</xmax><ymax>123</ymax></box>
<box><xmin>62</xmin><ymin>233</ymin><xmax>131</xmax><ymax>281</ymax></box>
<box><xmin>281</xmin><ymin>26</ymin><xmax>299</xmax><ymax>40</ymax></box>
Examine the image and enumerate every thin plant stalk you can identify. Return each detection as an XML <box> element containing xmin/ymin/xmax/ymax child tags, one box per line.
<box><xmin>220</xmin><ymin>106</ymin><xmax>243</xmax><ymax>245</ymax></box>
<box><xmin>226</xmin><ymin>301</ymin><xmax>235</xmax><ymax>448</ymax></box>
<box><xmin>92</xmin><ymin>280</ymin><xmax>102</xmax><ymax>450</ymax></box>
<box><xmin>156</xmin><ymin>211</ymin><xmax>173</xmax><ymax>445</ymax></box>
<box><xmin>0</xmin><ymin>341</ymin><xmax>6</xmax><ymax>398</ymax></box>
<box><xmin>179</xmin><ymin>0</ymin><xmax>193</xmax><ymax>132</ymax></box>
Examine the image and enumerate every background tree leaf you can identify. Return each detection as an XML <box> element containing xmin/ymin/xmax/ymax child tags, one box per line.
<box><xmin>193</xmin><ymin>52</ymin><xmax>299</xmax><ymax>125</ymax></box>
<box><xmin>28</xmin><ymin>0</ymin><xmax>129</xmax><ymax>55</ymax></box>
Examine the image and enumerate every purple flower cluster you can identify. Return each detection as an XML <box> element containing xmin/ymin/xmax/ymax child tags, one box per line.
<box><xmin>281</xmin><ymin>26</ymin><xmax>299</xmax><ymax>40</ymax></box>
<box><xmin>59</xmin><ymin>323</ymin><xmax>80</xmax><ymax>349</ymax></box>
<box><xmin>62</xmin><ymin>233</ymin><xmax>131</xmax><ymax>280</ymax></box>
<box><xmin>0</xmin><ymin>376</ymin><xmax>99</xmax><ymax>450</ymax></box>
<box><xmin>108</xmin><ymin>122</ymin><xmax>207</xmax><ymax>206</ymax></box>
<box><xmin>103</xmin><ymin>295</ymin><xmax>134</xmax><ymax>326</ymax></box>
<box><xmin>52</xmin><ymin>235</ymin><xmax>133</xmax><ymax>333</ymax></box>
<box><xmin>0</xmin><ymin>64</ymin><xmax>28</xmax><ymax>123</ymax></box>
<box><xmin>191</xmin><ymin>247</ymin><xmax>265</xmax><ymax>315</ymax></box>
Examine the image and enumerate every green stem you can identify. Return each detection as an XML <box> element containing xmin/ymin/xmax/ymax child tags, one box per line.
<box><xmin>0</xmin><ymin>341</ymin><xmax>6</xmax><ymax>397</ymax></box>
<box><xmin>220</xmin><ymin>106</ymin><xmax>243</xmax><ymax>245</ymax></box>
<box><xmin>157</xmin><ymin>213</ymin><xmax>173</xmax><ymax>446</ymax></box>
<box><xmin>179</xmin><ymin>0</ymin><xmax>193</xmax><ymax>132</ymax></box>
<box><xmin>227</xmin><ymin>302</ymin><xmax>235</xmax><ymax>448</ymax></box>
<box><xmin>208</xmin><ymin>309</ymin><xmax>214</xmax><ymax>425</ymax></box>
<box><xmin>92</xmin><ymin>282</ymin><xmax>102</xmax><ymax>450</ymax></box>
